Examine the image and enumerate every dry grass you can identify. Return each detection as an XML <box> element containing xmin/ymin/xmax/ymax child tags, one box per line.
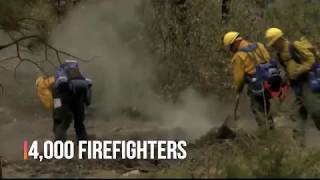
<box><xmin>142</xmin><ymin>129</ymin><xmax>320</xmax><ymax>178</ymax></box>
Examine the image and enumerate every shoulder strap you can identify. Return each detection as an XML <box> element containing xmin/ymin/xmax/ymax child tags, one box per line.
<box><xmin>239</xmin><ymin>43</ymin><xmax>258</xmax><ymax>53</ymax></box>
<box><xmin>239</xmin><ymin>43</ymin><xmax>269</xmax><ymax>64</ymax></box>
<box><xmin>289</xmin><ymin>43</ymin><xmax>303</xmax><ymax>64</ymax></box>
<box><xmin>276</xmin><ymin>53</ymin><xmax>285</xmax><ymax>68</ymax></box>
<box><xmin>239</xmin><ymin>43</ymin><xmax>258</xmax><ymax>63</ymax></box>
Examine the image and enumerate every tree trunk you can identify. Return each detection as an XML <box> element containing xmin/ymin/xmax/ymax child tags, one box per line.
<box><xmin>222</xmin><ymin>0</ymin><xmax>231</xmax><ymax>23</ymax></box>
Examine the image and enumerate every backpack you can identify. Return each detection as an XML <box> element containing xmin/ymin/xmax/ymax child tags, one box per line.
<box><xmin>241</xmin><ymin>43</ymin><xmax>283</xmax><ymax>97</ymax></box>
<box><xmin>54</xmin><ymin>60</ymin><xmax>92</xmax><ymax>105</ymax></box>
<box><xmin>288</xmin><ymin>37</ymin><xmax>320</xmax><ymax>92</ymax></box>
<box><xmin>308</xmin><ymin>63</ymin><xmax>320</xmax><ymax>92</ymax></box>
<box><xmin>36</xmin><ymin>76</ymin><xmax>55</xmax><ymax>110</ymax></box>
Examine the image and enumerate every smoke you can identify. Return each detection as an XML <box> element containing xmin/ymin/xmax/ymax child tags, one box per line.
<box><xmin>49</xmin><ymin>0</ymin><xmax>229</xmax><ymax>141</ymax></box>
<box><xmin>51</xmin><ymin>0</ymin><xmax>154</xmax><ymax>112</ymax></box>
<box><xmin>1</xmin><ymin>0</ymin><xmax>320</xmax><ymax>162</ymax></box>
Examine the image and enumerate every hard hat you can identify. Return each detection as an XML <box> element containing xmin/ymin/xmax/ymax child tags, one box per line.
<box><xmin>223</xmin><ymin>31</ymin><xmax>240</xmax><ymax>47</ymax></box>
<box><xmin>265</xmin><ymin>28</ymin><xmax>284</xmax><ymax>47</ymax></box>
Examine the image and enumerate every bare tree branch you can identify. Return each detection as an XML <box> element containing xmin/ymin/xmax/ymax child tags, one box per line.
<box><xmin>0</xmin><ymin>35</ymin><xmax>89</xmax><ymax>62</ymax></box>
<box><xmin>41</xmin><ymin>44</ymin><xmax>57</xmax><ymax>67</ymax></box>
<box><xmin>14</xmin><ymin>61</ymin><xmax>23</xmax><ymax>80</ymax></box>
<box><xmin>55</xmin><ymin>50</ymin><xmax>62</xmax><ymax>64</ymax></box>
<box><xmin>0</xmin><ymin>35</ymin><xmax>38</xmax><ymax>50</ymax></box>
<box><xmin>44</xmin><ymin>44</ymin><xmax>48</xmax><ymax>62</ymax></box>
<box><xmin>0</xmin><ymin>34</ymin><xmax>89</xmax><ymax>92</ymax></box>
<box><xmin>0</xmin><ymin>35</ymin><xmax>89</xmax><ymax>66</ymax></box>
<box><xmin>17</xmin><ymin>17</ymin><xmax>45</xmax><ymax>24</ymax></box>
<box><xmin>0</xmin><ymin>65</ymin><xmax>8</xmax><ymax>71</ymax></box>
<box><xmin>46</xmin><ymin>43</ymin><xmax>89</xmax><ymax>62</ymax></box>
<box><xmin>0</xmin><ymin>56</ymin><xmax>16</xmax><ymax>63</ymax></box>
<box><xmin>14</xmin><ymin>42</ymin><xmax>48</xmax><ymax>79</ymax></box>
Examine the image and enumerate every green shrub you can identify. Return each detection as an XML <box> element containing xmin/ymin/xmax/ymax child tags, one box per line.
<box><xmin>139</xmin><ymin>0</ymin><xmax>320</xmax><ymax>100</ymax></box>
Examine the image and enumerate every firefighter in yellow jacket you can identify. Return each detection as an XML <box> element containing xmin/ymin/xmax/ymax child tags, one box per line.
<box><xmin>35</xmin><ymin>60</ymin><xmax>92</xmax><ymax>142</ymax></box>
<box><xmin>223</xmin><ymin>31</ymin><xmax>279</xmax><ymax>129</ymax></box>
<box><xmin>265</xmin><ymin>27</ymin><xmax>320</xmax><ymax>145</ymax></box>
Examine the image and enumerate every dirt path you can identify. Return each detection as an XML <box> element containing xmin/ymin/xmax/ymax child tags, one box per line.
<box><xmin>0</xmin><ymin>113</ymin><xmax>186</xmax><ymax>178</ymax></box>
<box><xmin>1</xmin><ymin>72</ymin><xmax>320</xmax><ymax>178</ymax></box>
<box><xmin>2</xmin><ymin>106</ymin><xmax>320</xmax><ymax>178</ymax></box>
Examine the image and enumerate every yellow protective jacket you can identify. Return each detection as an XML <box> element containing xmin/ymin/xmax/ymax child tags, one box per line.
<box><xmin>36</xmin><ymin>76</ymin><xmax>55</xmax><ymax>110</ymax></box>
<box><xmin>278</xmin><ymin>38</ymin><xmax>316</xmax><ymax>80</ymax></box>
<box><xmin>231</xmin><ymin>40</ymin><xmax>271</xmax><ymax>92</ymax></box>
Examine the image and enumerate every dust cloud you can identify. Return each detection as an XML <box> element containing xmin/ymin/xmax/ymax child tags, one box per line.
<box><xmin>0</xmin><ymin>0</ymin><xmax>225</xmax><ymax>160</ymax></box>
<box><xmin>0</xmin><ymin>0</ymin><xmax>251</xmax><ymax>161</ymax></box>
<box><xmin>49</xmin><ymin>0</ymin><xmax>229</xmax><ymax>140</ymax></box>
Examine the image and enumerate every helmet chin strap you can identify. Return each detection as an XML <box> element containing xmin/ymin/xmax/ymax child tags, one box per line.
<box><xmin>230</xmin><ymin>39</ymin><xmax>242</xmax><ymax>53</ymax></box>
<box><xmin>273</xmin><ymin>38</ymin><xmax>286</xmax><ymax>52</ymax></box>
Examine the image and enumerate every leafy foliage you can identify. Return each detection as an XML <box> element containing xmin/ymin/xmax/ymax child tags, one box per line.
<box><xmin>139</xmin><ymin>0</ymin><xmax>320</xmax><ymax>100</ymax></box>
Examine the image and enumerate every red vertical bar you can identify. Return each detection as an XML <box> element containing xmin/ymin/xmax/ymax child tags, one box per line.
<box><xmin>24</xmin><ymin>140</ymin><xmax>28</xmax><ymax>160</ymax></box>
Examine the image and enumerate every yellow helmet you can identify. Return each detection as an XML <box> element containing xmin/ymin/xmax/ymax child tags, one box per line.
<box><xmin>265</xmin><ymin>28</ymin><xmax>284</xmax><ymax>47</ymax></box>
<box><xmin>223</xmin><ymin>31</ymin><xmax>240</xmax><ymax>47</ymax></box>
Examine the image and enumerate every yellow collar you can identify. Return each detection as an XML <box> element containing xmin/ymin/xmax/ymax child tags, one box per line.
<box><xmin>237</xmin><ymin>40</ymin><xmax>251</xmax><ymax>50</ymax></box>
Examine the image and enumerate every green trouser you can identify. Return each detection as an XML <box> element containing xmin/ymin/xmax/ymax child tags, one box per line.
<box><xmin>248</xmin><ymin>90</ymin><xmax>274</xmax><ymax>129</ymax></box>
<box><xmin>290</xmin><ymin>79</ymin><xmax>320</xmax><ymax>138</ymax></box>
<box><xmin>53</xmin><ymin>107</ymin><xmax>73</xmax><ymax>141</ymax></box>
<box><xmin>52</xmin><ymin>87</ymin><xmax>88</xmax><ymax>142</ymax></box>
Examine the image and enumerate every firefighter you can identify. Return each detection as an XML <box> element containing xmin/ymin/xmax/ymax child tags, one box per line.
<box><xmin>223</xmin><ymin>31</ymin><xmax>284</xmax><ymax>130</ymax></box>
<box><xmin>52</xmin><ymin>59</ymin><xmax>92</xmax><ymax>141</ymax></box>
<box><xmin>265</xmin><ymin>27</ymin><xmax>320</xmax><ymax>146</ymax></box>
